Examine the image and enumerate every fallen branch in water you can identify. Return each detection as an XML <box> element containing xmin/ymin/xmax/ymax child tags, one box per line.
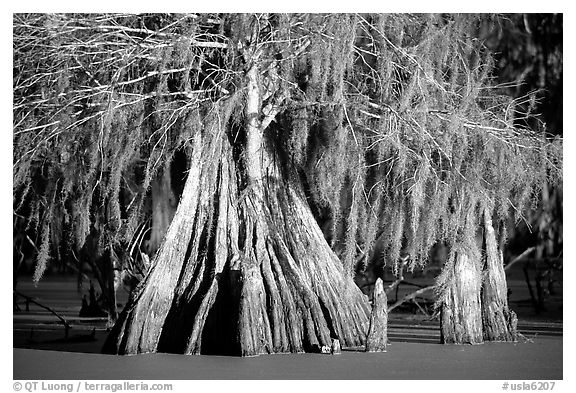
<box><xmin>388</xmin><ymin>285</ymin><xmax>435</xmax><ymax>313</ymax></box>
<box><xmin>14</xmin><ymin>289</ymin><xmax>71</xmax><ymax>337</ymax></box>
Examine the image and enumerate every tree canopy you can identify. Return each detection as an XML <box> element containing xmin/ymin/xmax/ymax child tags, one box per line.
<box><xmin>13</xmin><ymin>13</ymin><xmax>562</xmax><ymax>285</ymax></box>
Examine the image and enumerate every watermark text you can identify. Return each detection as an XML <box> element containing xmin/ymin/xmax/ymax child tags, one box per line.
<box><xmin>14</xmin><ymin>381</ymin><xmax>173</xmax><ymax>393</ymax></box>
<box><xmin>502</xmin><ymin>381</ymin><xmax>555</xmax><ymax>391</ymax></box>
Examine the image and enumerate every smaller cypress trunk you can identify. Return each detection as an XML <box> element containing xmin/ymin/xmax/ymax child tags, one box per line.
<box><xmin>80</xmin><ymin>234</ymin><xmax>118</xmax><ymax>324</ymax></box>
<box><xmin>440</xmin><ymin>252</ymin><xmax>483</xmax><ymax>344</ymax></box>
<box><xmin>481</xmin><ymin>209</ymin><xmax>518</xmax><ymax>341</ymax></box>
<box><xmin>365</xmin><ymin>278</ymin><xmax>388</xmax><ymax>352</ymax></box>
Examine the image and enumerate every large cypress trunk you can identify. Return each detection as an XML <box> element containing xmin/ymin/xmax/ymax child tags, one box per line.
<box><xmin>102</xmin><ymin>62</ymin><xmax>371</xmax><ymax>356</ymax></box>
<box><xmin>481</xmin><ymin>208</ymin><xmax>518</xmax><ymax>341</ymax></box>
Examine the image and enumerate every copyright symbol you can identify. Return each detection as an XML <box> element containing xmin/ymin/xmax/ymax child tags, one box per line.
<box><xmin>13</xmin><ymin>382</ymin><xmax>22</xmax><ymax>391</ymax></box>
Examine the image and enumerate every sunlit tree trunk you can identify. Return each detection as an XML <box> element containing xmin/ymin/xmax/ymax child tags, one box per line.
<box><xmin>439</xmin><ymin>207</ymin><xmax>519</xmax><ymax>344</ymax></box>
<box><xmin>481</xmin><ymin>208</ymin><xmax>518</xmax><ymax>341</ymax></box>
<box><xmin>439</xmin><ymin>251</ymin><xmax>483</xmax><ymax>345</ymax></box>
<box><xmin>102</xmin><ymin>59</ymin><xmax>371</xmax><ymax>356</ymax></box>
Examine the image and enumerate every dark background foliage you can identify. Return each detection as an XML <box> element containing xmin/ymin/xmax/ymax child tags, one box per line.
<box><xmin>483</xmin><ymin>13</ymin><xmax>562</xmax><ymax>136</ymax></box>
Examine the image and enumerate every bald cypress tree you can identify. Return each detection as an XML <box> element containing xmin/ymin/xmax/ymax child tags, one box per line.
<box><xmin>13</xmin><ymin>13</ymin><xmax>561</xmax><ymax>355</ymax></box>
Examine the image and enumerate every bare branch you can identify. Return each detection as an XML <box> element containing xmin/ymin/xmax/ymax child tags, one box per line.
<box><xmin>388</xmin><ymin>286</ymin><xmax>435</xmax><ymax>313</ymax></box>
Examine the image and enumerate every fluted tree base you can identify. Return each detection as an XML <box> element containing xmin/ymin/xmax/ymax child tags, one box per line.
<box><xmin>102</xmin><ymin>133</ymin><xmax>370</xmax><ymax>356</ymax></box>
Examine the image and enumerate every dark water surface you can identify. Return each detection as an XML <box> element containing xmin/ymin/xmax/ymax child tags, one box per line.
<box><xmin>14</xmin><ymin>336</ymin><xmax>562</xmax><ymax>380</ymax></box>
<box><xmin>13</xmin><ymin>274</ymin><xmax>563</xmax><ymax>380</ymax></box>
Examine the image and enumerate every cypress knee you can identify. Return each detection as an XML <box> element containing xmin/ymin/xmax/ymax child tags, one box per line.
<box><xmin>365</xmin><ymin>278</ymin><xmax>388</xmax><ymax>352</ymax></box>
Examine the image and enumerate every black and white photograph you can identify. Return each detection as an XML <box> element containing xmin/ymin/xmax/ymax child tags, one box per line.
<box><xmin>9</xmin><ymin>3</ymin><xmax>568</xmax><ymax>388</ymax></box>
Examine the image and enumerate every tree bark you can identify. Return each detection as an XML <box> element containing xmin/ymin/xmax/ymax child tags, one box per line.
<box><xmin>481</xmin><ymin>208</ymin><xmax>518</xmax><ymax>341</ymax></box>
<box><xmin>102</xmin><ymin>132</ymin><xmax>206</xmax><ymax>354</ymax></box>
<box><xmin>439</xmin><ymin>252</ymin><xmax>483</xmax><ymax>344</ymax></box>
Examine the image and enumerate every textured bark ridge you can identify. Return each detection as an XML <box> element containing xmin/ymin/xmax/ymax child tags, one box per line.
<box><xmin>439</xmin><ymin>252</ymin><xmax>483</xmax><ymax>345</ymax></box>
<box><xmin>102</xmin><ymin>132</ymin><xmax>371</xmax><ymax>356</ymax></box>
<box><xmin>365</xmin><ymin>278</ymin><xmax>388</xmax><ymax>352</ymax></box>
<box><xmin>481</xmin><ymin>209</ymin><xmax>518</xmax><ymax>342</ymax></box>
